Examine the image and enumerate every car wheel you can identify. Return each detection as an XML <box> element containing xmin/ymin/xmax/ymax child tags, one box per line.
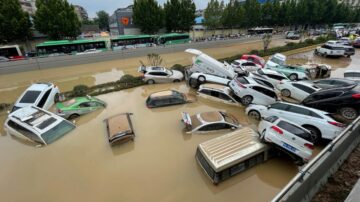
<box><xmin>173</xmin><ymin>79</ymin><xmax>180</xmax><ymax>83</ymax></box>
<box><xmin>303</xmin><ymin>125</ymin><xmax>321</xmax><ymax>144</ymax></box>
<box><xmin>54</xmin><ymin>93</ymin><xmax>60</xmax><ymax>103</ymax></box>
<box><xmin>248</xmin><ymin>110</ymin><xmax>261</xmax><ymax>120</ymax></box>
<box><xmin>189</xmin><ymin>79</ymin><xmax>199</xmax><ymax>88</ymax></box>
<box><xmin>289</xmin><ymin>74</ymin><xmax>298</xmax><ymax>81</ymax></box>
<box><xmin>339</xmin><ymin>107</ymin><xmax>358</xmax><ymax>120</ymax></box>
<box><xmin>147</xmin><ymin>79</ymin><xmax>155</xmax><ymax>84</ymax></box>
<box><xmin>69</xmin><ymin>114</ymin><xmax>80</xmax><ymax>120</ymax></box>
<box><xmin>241</xmin><ymin>95</ymin><xmax>253</xmax><ymax>106</ymax></box>
<box><xmin>198</xmin><ymin>76</ymin><xmax>206</xmax><ymax>83</ymax></box>
<box><xmin>281</xmin><ymin>89</ymin><xmax>291</xmax><ymax>97</ymax></box>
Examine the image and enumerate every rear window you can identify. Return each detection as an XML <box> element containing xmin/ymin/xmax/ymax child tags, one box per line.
<box><xmin>41</xmin><ymin>120</ymin><xmax>75</xmax><ymax>144</ymax></box>
<box><xmin>277</xmin><ymin>121</ymin><xmax>311</xmax><ymax>140</ymax></box>
<box><xmin>236</xmin><ymin>77</ymin><xmax>249</xmax><ymax>84</ymax></box>
<box><xmin>19</xmin><ymin>91</ymin><xmax>41</xmax><ymax>103</ymax></box>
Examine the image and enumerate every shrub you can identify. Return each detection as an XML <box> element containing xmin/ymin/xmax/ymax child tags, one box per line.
<box><xmin>72</xmin><ymin>85</ymin><xmax>89</xmax><ymax>97</ymax></box>
<box><xmin>304</xmin><ymin>38</ymin><xmax>315</xmax><ymax>45</ymax></box>
<box><xmin>0</xmin><ymin>103</ymin><xmax>10</xmax><ymax>112</ymax></box>
<box><xmin>171</xmin><ymin>64</ymin><xmax>186</xmax><ymax>74</ymax></box>
<box><xmin>119</xmin><ymin>74</ymin><xmax>141</xmax><ymax>83</ymax></box>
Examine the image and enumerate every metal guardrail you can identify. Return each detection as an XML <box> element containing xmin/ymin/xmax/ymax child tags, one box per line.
<box><xmin>272</xmin><ymin>116</ymin><xmax>360</xmax><ymax>202</ymax></box>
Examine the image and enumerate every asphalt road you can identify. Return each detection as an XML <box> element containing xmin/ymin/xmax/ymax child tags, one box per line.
<box><xmin>0</xmin><ymin>35</ymin><xmax>283</xmax><ymax>74</ymax></box>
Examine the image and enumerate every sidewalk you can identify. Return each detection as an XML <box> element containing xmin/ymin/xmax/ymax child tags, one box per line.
<box><xmin>345</xmin><ymin>179</ymin><xmax>360</xmax><ymax>202</ymax></box>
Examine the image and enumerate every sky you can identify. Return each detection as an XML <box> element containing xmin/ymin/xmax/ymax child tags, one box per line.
<box><xmin>68</xmin><ymin>0</ymin><xmax>230</xmax><ymax>18</ymax></box>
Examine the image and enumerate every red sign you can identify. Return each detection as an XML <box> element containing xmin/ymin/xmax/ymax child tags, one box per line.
<box><xmin>121</xmin><ymin>17</ymin><xmax>129</xmax><ymax>26</ymax></box>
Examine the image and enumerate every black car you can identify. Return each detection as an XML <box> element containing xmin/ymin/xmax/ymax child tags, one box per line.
<box><xmin>312</xmin><ymin>78</ymin><xmax>357</xmax><ymax>89</ymax></box>
<box><xmin>302</xmin><ymin>84</ymin><xmax>360</xmax><ymax>120</ymax></box>
<box><xmin>146</xmin><ymin>90</ymin><xmax>195</xmax><ymax>108</ymax></box>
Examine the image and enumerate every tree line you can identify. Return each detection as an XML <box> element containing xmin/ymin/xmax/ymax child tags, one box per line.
<box><xmin>205</xmin><ymin>0</ymin><xmax>360</xmax><ymax>29</ymax></box>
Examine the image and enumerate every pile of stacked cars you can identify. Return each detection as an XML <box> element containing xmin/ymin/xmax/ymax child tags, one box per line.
<box><xmin>315</xmin><ymin>40</ymin><xmax>355</xmax><ymax>58</ymax></box>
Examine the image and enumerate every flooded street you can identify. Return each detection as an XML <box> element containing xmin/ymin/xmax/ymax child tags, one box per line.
<box><xmin>0</xmin><ymin>83</ymin><xmax>298</xmax><ymax>202</ymax></box>
<box><xmin>1</xmin><ymin>42</ymin><xmax>359</xmax><ymax>201</ymax></box>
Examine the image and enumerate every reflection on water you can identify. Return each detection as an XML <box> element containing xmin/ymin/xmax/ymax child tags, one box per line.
<box><xmin>92</xmin><ymin>68</ymin><xmax>124</xmax><ymax>85</ymax></box>
<box><xmin>0</xmin><ymin>83</ymin><xmax>297</xmax><ymax>202</ymax></box>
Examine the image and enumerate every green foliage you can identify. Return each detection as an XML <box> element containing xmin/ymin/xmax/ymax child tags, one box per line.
<box><xmin>204</xmin><ymin>0</ymin><xmax>224</xmax><ymax>29</ymax></box>
<box><xmin>0</xmin><ymin>0</ymin><xmax>32</xmax><ymax>43</ymax></box>
<box><xmin>140</xmin><ymin>53</ymin><xmax>163</xmax><ymax>66</ymax></box>
<box><xmin>72</xmin><ymin>85</ymin><xmax>89</xmax><ymax>97</ymax></box>
<box><xmin>133</xmin><ymin>0</ymin><xmax>163</xmax><ymax>34</ymax></box>
<box><xmin>34</xmin><ymin>0</ymin><xmax>81</xmax><ymax>40</ymax></box>
<box><xmin>164</xmin><ymin>0</ymin><xmax>196</xmax><ymax>32</ymax></box>
<box><xmin>95</xmin><ymin>10</ymin><xmax>110</xmax><ymax>31</ymax></box>
<box><xmin>0</xmin><ymin>103</ymin><xmax>11</xmax><ymax>112</ymax></box>
<box><xmin>118</xmin><ymin>74</ymin><xmax>143</xmax><ymax>83</ymax></box>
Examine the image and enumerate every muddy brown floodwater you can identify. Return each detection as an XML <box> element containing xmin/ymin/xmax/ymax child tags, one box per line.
<box><xmin>0</xmin><ymin>83</ymin><xmax>299</xmax><ymax>202</ymax></box>
<box><xmin>0</xmin><ymin>44</ymin><xmax>359</xmax><ymax>202</ymax></box>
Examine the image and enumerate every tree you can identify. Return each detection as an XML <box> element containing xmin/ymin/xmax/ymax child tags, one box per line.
<box><xmin>164</xmin><ymin>0</ymin><xmax>196</xmax><ymax>32</ymax></box>
<box><xmin>262</xmin><ymin>33</ymin><xmax>272</xmax><ymax>52</ymax></box>
<box><xmin>204</xmin><ymin>0</ymin><xmax>224</xmax><ymax>29</ymax></box>
<box><xmin>133</xmin><ymin>0</ymin><xmax>163</xmax><ymax>34</ymax></box>
<box><xmin>34</xmin><ymin>0</ymin><xmax>81</xmax><ymax>40</ymax></box>
<box><xmin>243</xmin><ymin>0</ymin><xmax>260</xmax><ymax>28</ymax></box>
<box><xmin>0</xmin><ymin>0</ymin><xmax>32</xmax><ymax>43</ymax></box>
<box><xmin>221</xmin><ymin>0</ymin><xmax>240</xmax><ymax>28</ymax></box>
<box><xmin>140</xmin><ymin>53</ymin><xmax>163</xmax><ymax>66</ymax></box>
<box><xmin>95</xmin><ymin>10</ymin><xmax>110</xmax><ymax>31</ymax></box>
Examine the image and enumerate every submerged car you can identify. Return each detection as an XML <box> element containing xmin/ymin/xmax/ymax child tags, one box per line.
<box><xmin>197</xmin><ymin>84</ymin><xmax>242</xmax><ymax>106</ymax></box>
<box><xmin>146</xmin><ymin>90</ymin><xmax>195</xmax><ymax>108</ymax></box>
<box><xmin>240</xmin><ymin>54</ymin><xmax>266</xmax><ymax>67</ymax></box>
<box><xmin>105</xmin><ymin>113</ymin><xmax>135</xmax><ymax>145</ymax></box>
<box><xmin>138</xmin><ymin>66</ymin><xmax>184</xmax><ymax>84</ymax></box>
<box><xmin>258</xmin><ymin>116</ymin><xmax>313</xmax><ymax>165</ymax></box>
<box><xmin>4</xmin><ymin>106</ymin><xmax>76</xmax><ymax>145</ymax></box>
<box><xmin>12</xmin><ymin>82</ymin><xmax>60</xmax><ymax>112</ymax></box>
<box><xmin>276</xmin><ymin>80</ymin><xmax>320</xmax><ymax>102</ymax></box>
<box><xmin>56</xmin><ymin>96</ymin><xmax>106</xmax><ymax>119</ymax></box>
<box><xmin>265</xmin><ymin>64</ymin><xmax>310</xmax><ymax>81</ymax></box>
<box><xmin>181</xmin><ymin>111</ymin><xmax>240</xmax><ymax>133</ymax></box>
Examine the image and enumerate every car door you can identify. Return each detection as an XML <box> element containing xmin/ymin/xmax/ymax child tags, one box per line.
<box><xmin>282</xmin><ymin>105</ymin><xmax>313</xmax><ymax>125</ymax></box>
<box><xmin>78</xmin><ymin>102</ymin><xmax>94</xmax><ymax>115</ymax></box>
<box><xmin>267</xmin><ymin>103</ymin><xmax>290</xmax><ymax>118</ymax></box>
<box><xmin>154</xmin><ymin>71</ymin><xmax>169</xmax><ymax>83</ymax></box>
<box><xmin>303</xmin><ymin>91</ymin><xmax>343</xmax><ymax>111</ymax></box>
<box><xmin>291</xmin><ymin>83</ymin><xmax>316</xmax><ymax>101</ymax></box>
<box><xmin>251</xmin><ymin>86</ymin><xmax>276</xmax><ymax>105</ymax></box>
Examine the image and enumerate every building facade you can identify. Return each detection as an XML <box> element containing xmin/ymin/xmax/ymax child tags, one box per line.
<box><xmin>19</xmin><ymin>0</ymin><xmax>36</xmax><ymax>15</ymax></box>
<box><xmin>109</xmin><ymin>5</ymin><xmax>140</xmax><ymax>36</ymax></box>
<box><xmin>74</xmin><ymin>5</ymin><xmax>88</xmax><ymax>22</ymax></box>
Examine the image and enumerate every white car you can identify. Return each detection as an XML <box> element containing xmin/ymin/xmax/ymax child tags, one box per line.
<box><xmin>276</xmin><ymin>80</ymin><xmax>320</xmax><ymax>102</ymax></box>
<box><xmin>231</xmin><ymin>59</ymin><xmax>262</xmax><ymax>74</ymax></box>
<box><xmin>11</xmin><ymin>82</ymin><xmax>60</xmax><ymax>112</ymax></box>
<box><xmin>265</xmin><ymin>53</ymin><xmax>286</xmax><ymax>69</ymax></box>
<box><xmin>344</xmin><ymin>70</ymin><xmax>360</xmax><ymax>82</ymax></box>
<box><xmin>229</xmin><ymin>77</ymin><xmax>279</xmax><ymax>106</ymax></box>
<box><xmin>250</xmin><ymin>69</ymin><xmax>289</xmax><ymax>88</ymax></box>
<box><xmin>258</xmin><ymin>116</ymin><xmax>314</xmax><ymax>164</ymax></box>
<box><xmin>4</xmin><ymin>106</ymin><xmax>76</xmax><ymax>145</ymax></box>
<box><xmin>315</xmin><ymin>44</ymin><xmax>345</xmax><ymax>57</ymax></box>
<box><xmin>187</xmin><ymin>72</ymin><xmax>230</xmax><ymax>88</ymax></box>
<box><xmin>245</xmin><ymin>102</ymin><xmax>346</xmax><ymax>143</ymax></box>
<box><xmin>181</xmin><ymin>111</ymin><xmax>240</xmax><ymax>133</ymax></box>
<box><xmin>197</xmin><ymin>84</ymin><xmax>242</xmax><ymax>106</ymax></box>
<box><xmin>138</xmin><ymin>66</ymin><xmax>184</xmax><ymax>84</ymax></box>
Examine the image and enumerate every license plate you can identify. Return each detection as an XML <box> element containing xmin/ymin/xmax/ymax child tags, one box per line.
<box><xmin>282</xmin><ymin>142</ymin><xmax>297</xmax><ymax>153</ymax></box>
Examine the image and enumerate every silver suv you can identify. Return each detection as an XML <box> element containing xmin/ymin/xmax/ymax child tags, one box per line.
<box><xmin>138</xmin><ymin>66</ymin><xmax>184</xmax><ymax>84</ymax></box>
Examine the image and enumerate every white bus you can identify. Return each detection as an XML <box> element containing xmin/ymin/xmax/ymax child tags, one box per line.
<box><xmin>0</xmin><ymin>45</ymin><xmax>24</xmax><ymax>60</ymax></box>
<box><xmin>195</xmin><ymin>127</ymin><xmax>272</xmax><ymax>184</ymax></box>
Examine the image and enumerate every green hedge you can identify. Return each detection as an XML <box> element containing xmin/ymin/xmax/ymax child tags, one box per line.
<box><xmin>220</xmin><ymin>35</ymin><xmax>334</xmax><ymax>63</ymax></box>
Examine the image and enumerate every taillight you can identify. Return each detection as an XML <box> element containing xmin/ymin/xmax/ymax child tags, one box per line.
<box><xmin>235</xmin><ymin>80</ymin><xmax>247</xmax><ymax>88</ymax></box>
<box><xmin>328</xmin><ymin>121</ymin><xmax>346</xmax><ymax>128</ymax></box>
<box><xmin>57</xmin><ymin>109</ymin><xmax>62</xmax><ymax>113</ymax></box>
<box><xmin>304</xmin><ymin>143</ymin><xmax>314</xmax><ymax>150</ymax></box>
<box><xmin>271</xmin><ymin>126</ymin><xmax>283</xmax><ymax>135</ymax></box>
<box><xmin>352</xmin><ymin>94</ymin><xmax>360</xmax><ymax>99</ymax></box>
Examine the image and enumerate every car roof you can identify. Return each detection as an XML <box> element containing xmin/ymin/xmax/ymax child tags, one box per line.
<box><xmin>345</xmin><ymin>70</ymin><xmax>360</xmax><ymax>73</ymax></box>
<box><xmin>150</xmin><ymin>90</ymin><xmax>176</xmax><ymax>98</ymax></box>
<box><xmin>276</xmin><ymin>102</ymin><xmax>328</xmax><ymax>116</ymax></box>
<box><xmin>200</xmin><ymin>84</ymin><xmax>228</xmax><ymax>91</ymax></box>
<box><xmin>147</xmin><ymin>66</ymin><xmax>166</xmax><ymax>71</ymax></box>
<box><xmin>26</xmin><ymin>83</ymin><xmax>52</xmax><ymax>91</ymax></box>
<box><xmin>199</xmin><ymin>111</ymin><xmax>224</xmax><ymax>123</ymax></box>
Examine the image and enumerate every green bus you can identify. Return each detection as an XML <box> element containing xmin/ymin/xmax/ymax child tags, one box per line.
<box><xmin>157</xmin><ymin>33</ymin><xmax>190</xmax><ymax>45</ymax></box>
<box><xmin>36</xmin><ymin>39</ymin><xmax>108</xmax><ymax>56</ymax></box>
<box><xmin>110</xmin><ymin>35</ymin><xmax>154</xmax><ymax>50</ymax></box>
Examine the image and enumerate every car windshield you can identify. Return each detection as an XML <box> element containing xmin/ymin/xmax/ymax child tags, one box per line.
<box><xmin>270</xmin><ymin>56</ymin><xmax>285</xmax><ymax>65</ymax></box>
<box><xmin>41</xmin><ymin>120</ymin><xmax>75</xmax><ymax>144</ymax></box>
<box><xmin>19</xmin><ymin>90</ymin><xmax>42</xmax><ymax>103</ymax></box>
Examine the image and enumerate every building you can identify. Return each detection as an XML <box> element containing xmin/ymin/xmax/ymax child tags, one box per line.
<box><xmin>109</xmin><ymin>5</ymin><xmax>140</xmax><ymax>36</ymax></box>
<box><xmin>74</xmin><ymin>5</ymin><xmax>88</xmax><ymax>22</ymax></box>
<box><xmin>19</xmin><ymin>0</ymin><xmax>36</xmax><ymax>15</ymax></box>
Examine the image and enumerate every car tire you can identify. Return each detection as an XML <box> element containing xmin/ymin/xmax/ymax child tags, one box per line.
<box><xmin>69</xmin><ymin>114</ymin><xmax>80</xmax><ymax>120</ymax></box>
<box><xmin>173</xmin><ymin>79</ymin><xmax>180</xmax><ymax>83</ymax></box>
<box><xmin>54</xmin><ymin>93</ymin><xmax>60</xmax><ymax>103</ymax></box>
<box><xmin>241</xmin><ymin>95</ymin><xmax>253</xmax><ymax>106</ymax></box>
<box><xmin>189</xmin><ymin>79</ymin><xmax>199</xmax><ymax>88</ymax></box>
<box><xmin>248</xmin><ymin>110</ymin><xmax>261</xmax><ymax>120</ymax></box>
<box><xmin>198</xmin><ymin>76</ymin><xmax>206</xmax><ymax>83</ymax></box>
<box><xmin>339</xmin><ymin>107</ymin><xmax>358</xmax><ymax>120</ymax></box>
<box><xmin>147</xmin><ymin>79</ymin><xmax>155</xmax><ymax>84</ymax></box>
<box><xmin>303</xmin><ymin>125</ymin><xmax>321</xmax><ymax>144</ymax></box>
<box><xmin>281</xmin><ymin>89</ymin><xmax>291</xmax><ymax>97</ymax></box>
<box><xmin>289</xmin><ymin>74</ymin><xmax>298</xmax><ymax>81</ymax></box>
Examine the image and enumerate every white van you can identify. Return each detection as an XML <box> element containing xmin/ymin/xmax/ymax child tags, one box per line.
<box><xmin>185</xmin><ymin>49</ymin><xmax>237</xmax><ymax>80</ymax></box>
<box><xmin>195</xmin><ymin>127</ymin><xmax>271</xmax><ymax>184</ymax></box>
